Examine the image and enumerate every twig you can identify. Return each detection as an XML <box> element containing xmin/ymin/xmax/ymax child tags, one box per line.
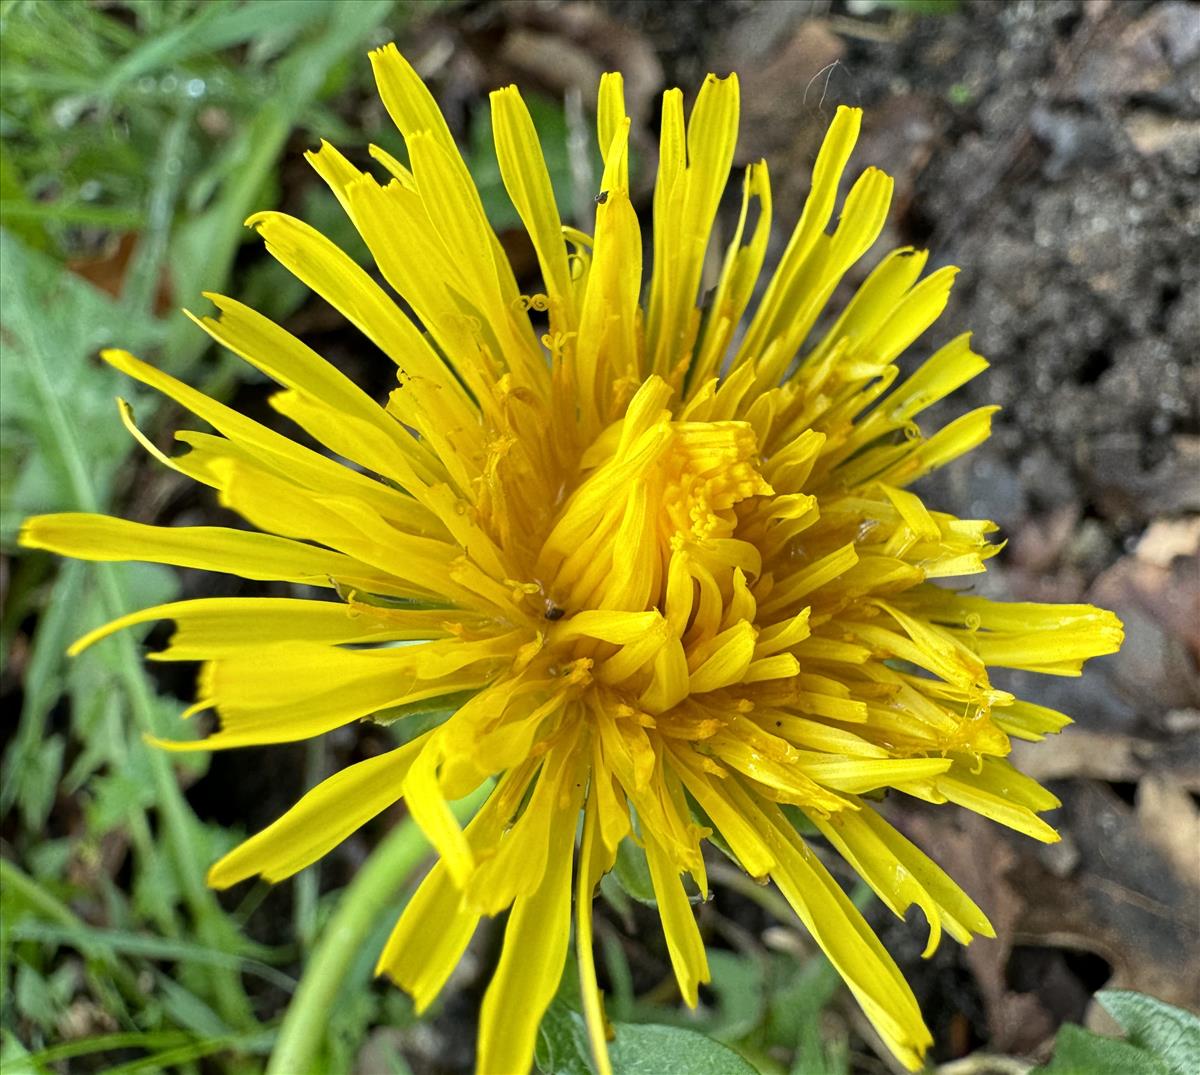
<box><xmin>935</xmin><ymin>1054</ymin><xmax>1034</xmax><ymax>1075</ymax></box>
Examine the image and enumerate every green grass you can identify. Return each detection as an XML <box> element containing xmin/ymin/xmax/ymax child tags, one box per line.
<box><xmin>1</xmin><ymin>2</ymin><xmax>413</xmax><ymax>1070</ymax></box>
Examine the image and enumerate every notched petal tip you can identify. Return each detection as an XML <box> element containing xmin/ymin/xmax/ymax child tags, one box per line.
<box><xmin>205</xmin><ymin>856</ymin><xmax>244</xmax><ymax>890</ymax></box>
<box><xmin>242</xmin><ymin>209</ymin><xmax>277</xmax><ymax>231</ymax></box>
<box><xmin>367</xmin><ymin>40</ymin><xmax>401</xmax><ymax>64</ymax></box>
<box><xmin>15</xmin><ymin>517</ymin><xmax>44</xmax><ymax>552</ymax></box>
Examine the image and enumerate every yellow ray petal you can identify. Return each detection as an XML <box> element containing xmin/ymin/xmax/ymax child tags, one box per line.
<box><xmin>736</xmin><ymin>105</ymin><xmax>862</xmax><ymax>367</ymax></box>
<box><xmin>647</xmin><ymin>74</ymin><xmax>740</xmax><ymax>381</ymax></box>
<box><xmin>466</xmin><ymin>729</ymin><xmax>583</xmax><ymax>915</ymax></box>
<box><xmin>368</xmin><ymin>41</ymin><xmax>530</xmax><ymax>307</ymax></box>
<box><xmin>68</xmin><ymin>597</ymin><xmax>462</xmax><ymax>659</ymax></box>
<box><xmin>666</xmin><ymin>745</ymin><xmax>776</xmax><ymax>879</ymax></box>
<box><xmin>491</xmin><ymin>85</ymin><xmax>576</xmax><ymax>333</ymax></box>
<box><xmin>935</xmin><ymin>757</ymin><xmax>1061</xmax><ymax>843</ymax></box>
<box><xmin>725</xmin><ymin>780</ymin><xmax>933</xmax><ymax>1071</ymax></box>
<box><xmin>154</xmin><ymin>635</ymin><xmax>511</xmax><ymax>752</ymax></box>
<box><xmin>186</xmin><ymin>295</ymin><xmax>439</xmax><ymax>488</ymax></box>
<box><xmin>209</xmin><ymin>458</ymin><xmax>463</xmax><ymax>604</ymax></box>
<box><xmin>644</xmin><ymin>830</ymin><xmax>710</xmax><ymax>1006</ymax></box>
<box><xmin>476</xmin><ymin>748</ymin><xmax>585</xmax><ymax>1075</ymax></box>
<box><xmin>377</xmin><ymin>858</ymin><xmax>479</xmax><ymax>1014</ymax></box>
<box><xmin>597</xmin><ymin>71</ymin><xmax>628</xmax><ymax>190</ymax></box>
<box><xmin>991</xmin><ymin>698</ymin><xmax>1072</xmax><ymax>741</ymax></box>
<box><xmin>377</xmin><ymin>761</ymin><xmax>538</xmax><ymax>1010</ymax></box>
<box><xmin>576</xmin><ymin>791</ymin><xmax>616</xmax><ymax>1075</ymax></box>
<box><xmin>690</xmin><ymin>161</ymin><xmax>773</xmax><ymax>391</ymax></box>
<box><xmin>208</xmin><ymin>733</ymin><xmax>431</xmax><ymax>888</ymax></box>
<box><xmin>810</xmin><ymin>804</ymin><xmax>994</xmax><ymax>956</ymax></box>
<box><xmin>103</xmin><ymin>348</ymin><xmax>437</xmax><ymax>529</ymax></box>
<box><xmin>246</xmin><ymin>211</ymin><xmax>483</xmax><ymax>447</ymax></box>
<box><xmin>574</xmin><ymin>171</ymin><xmax>643</xmax><ymax>435</ymax></box>
<box><xmin>19</xmin><ymin>514</ymin><xmax>399</xmax><ymax>592</ymax></box>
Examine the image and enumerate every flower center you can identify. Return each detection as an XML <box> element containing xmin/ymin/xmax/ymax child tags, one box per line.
<box><xmin>530</xmin><ymin>377</ymin><xmax>788</xmax><ymax>716</ymax></box>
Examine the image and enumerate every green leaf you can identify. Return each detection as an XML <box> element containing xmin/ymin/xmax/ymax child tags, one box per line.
<box><xmin>373</xmin><ymin>689</ymin><xmax>479</xmax><ymax>737</ymax></box>
<box><xmin>6</xmin><ymin>734</ymin><xmax>63</xmax><ymax>830</ymax></box>
<box><xmin>536</xmin><ymin>999</ymin><xmax>761</xmax><ymax>1075</ymax></box>
<box><xmin>535</xmin><ymin>1000</ymin><xmax>594</xmax><ymax>1075</ymax></box>
<box><xmin>0</xmin><ymin>232</ymin><xmax>159</xmax><ymax>542</ymax></box>
<box><xmin>1097</xmin><ymin>991</ymin><xmax>1200</xmax><ymax>1075</ymax></box>
<box><xmin>1033</xmin><ymin>1023</ymin><xmax>1171</xmax><ymax>1075</ymax></box>
<box><xmin>704</xmin><ymin>950</ymin><xmax>766</xmax><ymax>1043</ymax></box>
<box><xmin>766</xmin><ymin>951</ymin><xmax>841</xmax><ymax>1047</ymax></box>
<box><xmin>609</xmin><ymin>835</ymin><xmax>657</xmax><ymax>905</ymax></box>
<box><xmin>87</xmin><ymin>769</ymin><xmax>159</xmax><ymax>833</ymax></box>
<box><xmin>608</xmin><ymin>1024</ymin><xmax>760</xmax><ymax>1075</ymax></box>
<box><xmin>0</xmin><ymin>1028</ymin><xmax>40</xmax><ymax>1075</ymax></box>
<box><xmin>13</xmin><ymin>958</ymin><xmax>76</xmax><ymax>1033</ymax></box>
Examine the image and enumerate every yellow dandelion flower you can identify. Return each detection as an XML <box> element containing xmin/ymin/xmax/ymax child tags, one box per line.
<box><xmin>21</xmin><ymin>45</ymin><xmax>1123</xmax><ymax>1073</ymax></box>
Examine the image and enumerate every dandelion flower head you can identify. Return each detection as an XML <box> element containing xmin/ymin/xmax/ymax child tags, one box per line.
<box><xmin>21</xmin><ymin>45</ymin><xmax>1124</xmax><ymax>1074</ymax></box>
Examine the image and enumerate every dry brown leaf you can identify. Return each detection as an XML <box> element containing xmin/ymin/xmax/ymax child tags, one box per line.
<box><xmin>1017</xmin><ymin>781</ymin><xmax>1200</xmax><ymax>1011</ymax></box>
<box><xmin>1136</xmin><ymin>772</ymin><xmax>1200</xmax><ymax>893</ymax></box>
<box><xmin>1136</xmin><ymin>517</ymin><xmax>1200</xmax><ymax>568</ymax></box>
<box><xmin>1010</xmin><ymin>731</ymin><xmax>1200</xmax><ymax>791</ymax></box>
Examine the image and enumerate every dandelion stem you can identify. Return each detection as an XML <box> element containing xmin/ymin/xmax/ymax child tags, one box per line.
<box><xmin>267</xmin><ymin>786</ymin><xmax>491</xmax><ymax>1075</ymax></box>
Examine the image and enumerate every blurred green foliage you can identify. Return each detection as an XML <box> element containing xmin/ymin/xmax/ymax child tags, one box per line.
<box><xmin>1</xmin><ymin>1</ymin><xmax>409</xmax><ymax>1070</ymax></box>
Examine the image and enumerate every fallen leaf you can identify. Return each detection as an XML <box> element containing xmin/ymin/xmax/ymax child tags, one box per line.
<box><xmin>1135</xmin><ymin>773</ymin><xmax>1200</xmax><ymax>894</ymax></box>
<box><xmin>1136</xmin><ymin>517</ymin><xmax>1200</xmax><ymax>569</ymax></box>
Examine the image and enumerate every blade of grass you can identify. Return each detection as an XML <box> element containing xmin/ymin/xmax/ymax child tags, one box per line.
<box><xmin>1</xmin><ymin>859</ymin><xmax>142</xmax><ymax>1000</ymax></box>
<box><xmin>120</xmin><ymin>108</ymin><xmax>191</xmax><ymax>323</ymax></box>
<box><xmin>8</xmin><ymin>922</ymin><xmax>297</xmax><ymax>993</ymax></box>
<box><xmin>25</xmin><ymin>1032</ymin><xmax>194</xmax><ymax>1067</ymax></box>
<box><xmin>97</xmin><ymin>1</ymin><xmax>232</xmax><ymax>99</ymax></box>
<box><xmin>23</xmin><ymin>1030</ymin><xmax>274</xmax><ymax>1075</ymax></box>
<box><xmin>1</xmin><ymin>560</ymin><xmax>84</xmax><ymax>825</ymax></box>
<box><xmin>104</xmin><ymin>1031</ymin><xmax>275</xmax><ymax>1075</ymax></box>
<box><xmin>165</xmin><ymin>0</ymin><xmax>395</xmax><ymax>372</ymax></box>
<box><xmin>99</xmin><ymin>0</ymin><xmax>338</xmax><ymax>96</ymax></box>
<box><xmin>0</xmin><ymin>201</ymin><xmax>145</xmax><ymax>228</ymax></box>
